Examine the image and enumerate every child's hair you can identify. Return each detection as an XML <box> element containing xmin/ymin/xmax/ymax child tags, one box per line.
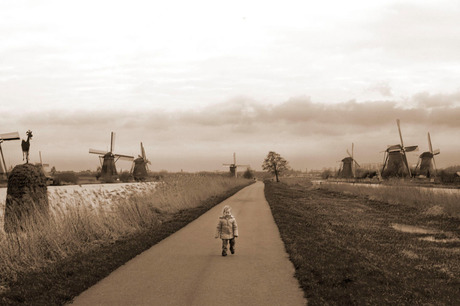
<box><xmin>222</xmin><ymin>205</ymin><xmax>232</xmax><ymax>216</ymax></box>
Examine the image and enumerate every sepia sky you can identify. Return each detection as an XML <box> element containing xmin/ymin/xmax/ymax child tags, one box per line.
<box><xmin>1</xmin><ymin>0</ymin><xmax>459</xmax><ymax>172</ymax></box>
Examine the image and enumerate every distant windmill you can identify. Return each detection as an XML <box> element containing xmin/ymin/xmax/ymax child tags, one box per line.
<box><xmin>338</xmin><ymin>143</ymin><xmax>360</xmax><ymax>178</ymax></box>
<box><xmin>36</xmin><ymin>151</ymin><xmax>53</xmax><ymax>181</ymax></box>
<box><xmin>89</xmin><ymin>132</ymin><xmax>134</xmax><ymax>179</ymax></box>
<box><xmin>0</xmin><ymin>131</ymin><xmax>20</xmax><ymax>178</ymax></box>
<box><xmin>381</xmin><ymin>119</ymin><xmax>418</xmax><ymax>178</ymax></box>
<box><xmin>131</xmin><ymin>142</ymin><xmax>151</xmax><ymax>181</ymax></box>
<box><xmin>415</xmin><ymin>132</ymin><xmax>440</xmax><ymax>178</ymax></box>
<box><xmin>222</xmin><ymin>152</ymin><xmax>249</xmax><ymax>178</ymax></box>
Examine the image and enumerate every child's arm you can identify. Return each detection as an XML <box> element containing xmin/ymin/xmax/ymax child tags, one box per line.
<box><xmin>215</xmin><ymin>219</ymin><xmax>221</xmax><ymax>238</ymax></box>
<box><xmin>233</xmin><ymin>219</ymin><xmax>238</xmax><ymax>237</ymax></box>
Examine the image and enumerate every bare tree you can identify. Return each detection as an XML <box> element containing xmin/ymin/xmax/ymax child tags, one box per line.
<box><xmin>262</xmin><ymin>151</ymin><xmax>289</xmax><ymax>182</ymax></box>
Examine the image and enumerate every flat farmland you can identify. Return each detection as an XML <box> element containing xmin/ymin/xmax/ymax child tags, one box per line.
<box><xmin>264</xmin><ymin>179</ymin><xmax>460</xmax><ymax>305</ymax></box>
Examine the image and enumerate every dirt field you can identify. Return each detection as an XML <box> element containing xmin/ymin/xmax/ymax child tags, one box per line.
<box><xmin>264</xmin><ymin>179</ymin><xmax>460</xmax><ymax>305</ymax></box>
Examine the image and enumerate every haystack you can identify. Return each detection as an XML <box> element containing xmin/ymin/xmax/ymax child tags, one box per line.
<box><xmin>4</xmin><ymin>163</ymin><xmax>49</xmax><ymax>232</ymax></box>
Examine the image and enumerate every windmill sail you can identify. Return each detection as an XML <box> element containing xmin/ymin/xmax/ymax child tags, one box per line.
<box><xmin>89</xmin><ymin>149</ymin><xmax>108</xmax><ymax>155</ymax></box>
<box><xmin>0</xmin><ymin>131</ymin><xmax>20</xmax><ymax>177</ymax></box>
<box><xmin>115</xmin><ymin>154</ymin><xmax>135</xmax><ymax>161</ymax></box>
<box><xmin>0</xmin><ymin>132</ymin><xmax>20</xmax><ymax>141</ymax></box>
<box><xmin>110</xmin><ymin>132</ymin><xmax>115</xmax><ymax>152</ymax></box>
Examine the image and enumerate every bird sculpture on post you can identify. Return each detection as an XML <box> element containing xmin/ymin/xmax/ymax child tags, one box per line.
<box><xmin>21</xmin><ymin>130</ymin><xmax>33</xmax><ymax>163</ymax></box>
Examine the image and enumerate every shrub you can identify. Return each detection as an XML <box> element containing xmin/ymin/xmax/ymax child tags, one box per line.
<box><xmin>119</xmin><ymin>171</ymin><xmax>132</xmax><ymax>183</ymax></box>
<box><xmin>55</xmin><ymin>172</ymin><xmax>79</xmax><ymax>185</ymax></box>
<box><xmin>321</xmin><ymin>169</ymin><xmax>332</xmax><ymax>179</ymax></box>
<box><xmin>243</xmin><ymin>168</ymin><xmax>254</xmax><ymax>179</ymax></box>
<box><xmin>439</xmin><ymin>170</ymin><xmax>459</xmax><ymax>184</ymax></box>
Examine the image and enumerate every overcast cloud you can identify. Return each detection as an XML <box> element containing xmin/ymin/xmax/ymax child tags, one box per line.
<box><xmin>2</xmin><ymin>93</ymin><xmax>459</xmax><ymax>172</ymax></box>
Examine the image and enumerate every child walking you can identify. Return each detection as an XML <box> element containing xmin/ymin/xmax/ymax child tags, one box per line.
<box><xmin>215</xmin><ymin>205</ymin><xmax>238</xmax><ymax>256</ymax></box>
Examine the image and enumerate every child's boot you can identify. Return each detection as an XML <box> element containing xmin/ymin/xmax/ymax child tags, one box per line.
<box><xmin>222</xmin><ymin>250</ymin><xmax>227</xmax><ymax>256</ymax></box>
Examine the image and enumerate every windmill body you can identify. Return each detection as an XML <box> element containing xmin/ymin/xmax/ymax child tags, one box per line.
<box><xmin>418</xmin><ymin>152</ymin><xmax>434</xmax><ymax>177</ymax></box>
<box><xmin>132</xmin><ymin>157</ymin><xmax>148</xmax><ymax>180</ymax></box>
<box><xmin>222</xmin><ymin>152</ymin><xmax>249</xmax><ymax>178</ymax></box>
<box><xmin>89</xmin><ymin>132</ymin><xmax>134</xmax><ymax>180</ymax></box>
<box><xmin>338</xmin><ymin>143</ymin><xmax>360</xmax><ymax>179</ymax></box>
<box><xmin>381</xmin><ymin>120</ymin><xmax>418</xmax><ymax>178</ymax></box>
<box><xmin>132</xmin><ymin>142</ymin><xmax>151</xmax><ymax>181</ymax></box>
<box><xmin>383</xmin><ymin>149</ymin><xmax>410</xmax><ymax>177</ymax></box>
<box><xmin>339</xmin><ymin>157</ymin><xmax>354</xmax><ymax>178</ymax></box>
<box><xmin>415</xmin><ymin>132</ymin><xmax>440</xmax><ymax>178</ymax></box>
<box><xmin>101</xmin><ymin>152</ymin><xmax>118</xmax><ymax>177</ymax></box>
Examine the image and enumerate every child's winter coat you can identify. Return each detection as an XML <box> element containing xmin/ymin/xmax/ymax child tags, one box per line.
<box><xmin>215</xmin><ymin>207</ymin><xmax>238</xmax><ymax>239</ymax></box>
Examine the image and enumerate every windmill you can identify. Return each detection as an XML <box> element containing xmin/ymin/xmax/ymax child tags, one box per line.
<box><xmin>131</xmin><ymin>142</ymin><xmax>151</xmax><ymax>181</ymax></box>
<box><xmin>415</xmin><ymin>132</ymin><xmax>440</xmax><ymax>178</ymax></box>
<box><xmin>338</xmin><ymin>143</ymin><xmax>360</xmax><ymax>178</ymax></box>
<box><xmin>381</xmin><ymin>119</ymin><xmax>418</xmax><ymax>178</ymax></box>
<box><xmin>222</xmin><ymin>152</ymin><xmax>249</xmax><ymax>178</ymax></box>
<box><xmin>0</xmin><ymin>131</ymin><xmax>20</xmax><ymax>178</ymax></box>
<box><xmin>36</xmin><ymin>151</ymin><xmax>54</xmax><ymax>181</ymax></box>
<box><xmin>89</xmin><ymin>132</ymin><xmax>134</xmax><ymax>179</ymax></box>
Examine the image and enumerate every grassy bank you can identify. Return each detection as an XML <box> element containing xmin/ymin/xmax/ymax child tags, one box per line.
<box><xmin>319</xmin><ymin>182</ymin><xmax>460</xmax><ymax>218</ymax></box>
<box><xmin>264</xmin><ymin>179</ymin><xmax>460</xmax><ymax>305</ymax></box>
<box><xmin>0</xmin><ymin>174</ymin><xmax>253</xmax><ymax>305</ymax></box>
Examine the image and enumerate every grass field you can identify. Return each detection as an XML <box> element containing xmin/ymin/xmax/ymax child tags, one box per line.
<box><xmin>264</xmin><ymin>178</ymin><xmax>460</xmax><ymax>305</ymax></box>
<box><xmin>0</xmin><ymin>174</ymin><xmax>253</xmax><ymax>305</ymax></box>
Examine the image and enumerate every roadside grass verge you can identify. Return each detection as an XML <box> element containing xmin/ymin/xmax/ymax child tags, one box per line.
<box><xmin>264</xmin><ymin>180</ymin><xmax>460</xmax><ymax>305</ymax></box>
<box><xmin>319</xmin><ymin>182</ymin><xmax>460</xmax><ymax>218</ymax></box>
<box><xmin>0</xmin><ymin>174</ymin><xmax>253</xmax><ymax>305</ymax></box>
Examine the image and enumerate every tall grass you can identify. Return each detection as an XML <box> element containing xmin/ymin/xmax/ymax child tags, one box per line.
<box><xmin>0</xmin><ymin>174</ymin><xmax>249</xmax><ymax>283</ymax></box>
<box><xmin>319</xmin><ymin>183</ymin><xmax>460</xmax><ymax>218</ymax></box>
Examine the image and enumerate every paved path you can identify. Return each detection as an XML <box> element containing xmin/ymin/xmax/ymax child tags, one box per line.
<box><xmin>70</xmin><ymin>181</ymin><xmax>306</xmax><ymax>306</ymax></box>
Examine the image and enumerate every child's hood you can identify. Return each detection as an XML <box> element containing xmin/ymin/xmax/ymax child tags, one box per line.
<box><xmin>222</xmin><ymin>205</ymin><xmax>233</xmax><ymax>217</ymax></box>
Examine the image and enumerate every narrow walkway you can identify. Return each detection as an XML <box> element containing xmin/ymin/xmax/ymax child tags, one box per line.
<box><xmin>70</xmin><ymin>181</ymin><xmax>306</xmax><ymax>305</ymax></box>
